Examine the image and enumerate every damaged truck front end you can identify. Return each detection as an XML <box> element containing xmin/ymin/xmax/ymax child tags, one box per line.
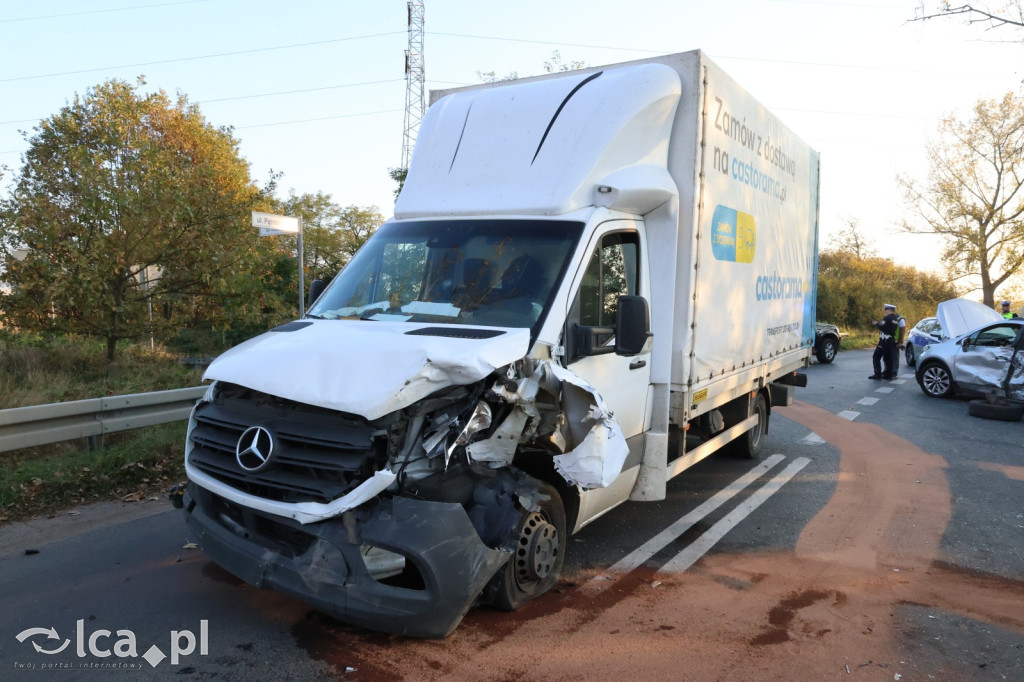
<box><xmin>182</xmin><ymin>356</ymin><xmax>619</xmax><ymax>637</ymax></box>
<box><xmin>180</xmin><ymin>216</ymin><xmax>633</xmax><ymax>637</ymax></box>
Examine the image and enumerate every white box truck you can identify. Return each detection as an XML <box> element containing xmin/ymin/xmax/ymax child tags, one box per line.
<box><xmin>179</xmin><ymin>50</ymin><xmax>820</xmax><ymax>637</ymax></box>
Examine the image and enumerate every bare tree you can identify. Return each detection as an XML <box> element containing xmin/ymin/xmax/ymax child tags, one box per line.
<box><xmin>828</xmin><ymin>218</ymin><xmax>878</xmax><ymax>259</ymax></box>
<box><xmin>898</xmin><ymin>93</ymin><xmax>1024</xmax><ymax>306</ymax></box>
<box><xmin>913</xmin><ymin>2</ymin><xmax>1024</xmax><ymax>31</ymax></box>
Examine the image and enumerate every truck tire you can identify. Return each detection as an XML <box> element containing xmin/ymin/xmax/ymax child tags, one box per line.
<box><xmin>489</xmin><ymin>481</ymin><xmax>566</xmax><ymax>611</ymax></box>
<box><xmin>726</xmin><ymin>392</ymin><xmax>768</xmax><ymax>459</ymax></box>
<box><xmin>815</xmin><ymin>336</ymin><xmax>838</xmax><ymax>364</ymax></box>
<box><xmin>968</xmin><ymin>399</ymin><xmax>1024</xmax><ymax>422</ymax></box>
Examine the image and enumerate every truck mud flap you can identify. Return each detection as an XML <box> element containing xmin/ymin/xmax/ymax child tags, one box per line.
<box><xmin>183</xmin><ymin>485</ymin><xmax>509</xmax><ymax>638</ymax></box>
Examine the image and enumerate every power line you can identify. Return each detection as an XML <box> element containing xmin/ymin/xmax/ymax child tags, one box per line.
<box><xmin>0</xmin><ymin>0</ymin><xmax>210</xmax><ymax>23</ymax></box>
<box><xmin>0</xmin><ymin>79</ymin><xmax>407</xmax><ymax>126</ymax></box>
<box><xmin>0</xmin><ymin>106</ymin><xmax>405</xmax><ymax>153</ymax></box>
<box><xmin>0</xmin><ymin>31</ymin><xmax>405</xmax><ymax>83</ymax></box>
<box><xmin>236</xmin><ymin>108</ymin><xmax>403</xmax><ymax>130</ymax></box>
<box><xmin>431</xmin><ymin>31</ymin><xmax>659</xmax><ymax>54</ymax></box>
<box><xmin>199</xmin><ymin>79</ymin><xmax>405</xmax><ymax>104</ymax></box>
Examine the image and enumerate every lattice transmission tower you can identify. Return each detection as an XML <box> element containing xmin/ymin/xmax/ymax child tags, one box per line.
<box><xmin>401</xmin><ymin>1</ymin><xmax>425</xmax><ymax>170</ymax></box>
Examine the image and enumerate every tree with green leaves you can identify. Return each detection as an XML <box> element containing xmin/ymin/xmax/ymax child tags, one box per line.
<box><xmin>388</xmin><ymin>167</ymin><xmax>407</xmax><ymax>202</ymax></box>
<box><xmin>0</xmin><ymin>78</ymin><xmax>273</xmax><ymax>360</ymax></box>
<box><xmin>478</xmin><ymin>51</ymin><xmax>587</xmax><ymax>83</ymax></box>
<box><xmin>898</xmin><ymin>92</ymin><xmax>1024</xmax><ymax>307</ymax></box>
<box><xmin>816</xmin><ymin>248</ymin><xmax>959</xmax><ymax>330</ymax></box>
<box><xmin>275</xmin><ymin>191</ymin><xmax>383</xmax><ymax>286</ymax></box>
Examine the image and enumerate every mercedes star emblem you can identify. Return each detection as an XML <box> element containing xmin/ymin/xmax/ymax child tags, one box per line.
<box><xmin>236</xmin><ymin>426</ymin><xmax>274</xmax><ymax>472</ymax></box>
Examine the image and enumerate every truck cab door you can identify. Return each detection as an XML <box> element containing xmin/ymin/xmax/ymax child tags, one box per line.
<box><xmin>563</xmin><ymin>223</ymin><xmax>652</xmax><ymax>439</ymax></box>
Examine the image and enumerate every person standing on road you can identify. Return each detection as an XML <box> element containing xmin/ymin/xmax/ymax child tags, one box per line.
<box><xmin>870</xmin><ymin>303</ymin><xmax>899</xmax><ymax>380</ymax></box>
<box><xmin>891</xmin><ymin>310</ymin><xmax>907</xmax><ymax>376</ymax></box>
<box><xmin>1001</xmin><ymin>301</ymin><xmax>1020</xmax><ymax>319</ymax></box>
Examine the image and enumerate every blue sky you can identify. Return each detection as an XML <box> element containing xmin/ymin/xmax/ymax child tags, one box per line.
<box><xmin>2</xmin><ymin>1</ymin><xmax>1022</xmax><ymax>276</ymax></box>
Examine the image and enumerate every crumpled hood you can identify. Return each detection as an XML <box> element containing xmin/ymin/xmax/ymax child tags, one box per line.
<box><xmin>936</xmin><ymin>299</ymin><xmax>1003</xmax><ymax>339</ymax></box>
<box><xmin>204</xmin><ymin>320</ymin><xmax>531</xmax><ymax>420</ymax></box>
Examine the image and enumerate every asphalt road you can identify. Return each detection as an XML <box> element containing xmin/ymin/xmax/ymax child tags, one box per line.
<box><xmin>1</xmin><ymin>349</ymin><xmax>1021</xmax><ymax>680</ymax></box>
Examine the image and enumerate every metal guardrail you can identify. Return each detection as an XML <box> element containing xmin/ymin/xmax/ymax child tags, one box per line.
<box><xmin>0</xmin><ymin>386</ymin><xmax>206</xmax><ymax>453</ymax></box>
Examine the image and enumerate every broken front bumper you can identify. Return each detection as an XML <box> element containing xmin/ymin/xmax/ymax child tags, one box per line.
<box><xmin>182</xmin><ymin>483</ymin><xmax>509</xmax><ymax>638</ymax></box>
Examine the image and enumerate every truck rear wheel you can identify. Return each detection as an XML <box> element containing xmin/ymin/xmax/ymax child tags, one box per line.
<box><xmin>726</xmin><ymin>392</ymin><xmax>768</xmax><ymax>459</ymax></box>
<box><xmin>489</xmin><ymin>481</ymin><xmax>566</xmax><ymax>611</ymax></box>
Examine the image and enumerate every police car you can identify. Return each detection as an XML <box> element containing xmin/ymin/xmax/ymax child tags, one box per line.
<box><xmin>904</xmin><ymin>316</ymin><xmax>946</xmax><ymax>367</ymax></box>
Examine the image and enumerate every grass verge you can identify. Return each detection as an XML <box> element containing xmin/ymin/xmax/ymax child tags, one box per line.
<box><xmin>1</xmin><ymin>332</ymin><xmax>205</xmax><ymax>522</ymax></box>
<box><xmin>0</xmin><ymin>422</ymin><xmax>187</xmax><ymax>523</ymax></box>
<box><xmin>841</xmin><ymin>327</ymin><xmax>882</xmax><ymax>350</ymax></box>
<box><xmin>0</xmin><ymin>331</ymin><xmax>205</xmax><ymax>409</ymax></box>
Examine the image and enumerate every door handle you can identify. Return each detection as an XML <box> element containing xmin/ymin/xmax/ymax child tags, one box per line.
<box><xmin>629</xmin><ymin>359</ymin><xmax>647</xmax><ymax>370</ymax></box>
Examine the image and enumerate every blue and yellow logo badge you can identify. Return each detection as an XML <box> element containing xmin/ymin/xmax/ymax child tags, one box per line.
<box><xmin>710</xmin><ymin>205</ymin><xmax>756</xmax><ymax>263</ymax></box>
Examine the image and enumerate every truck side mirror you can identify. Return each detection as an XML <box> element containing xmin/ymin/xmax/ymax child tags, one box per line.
<box><xmin>615</xmin><ymin>295</ymin><xmax>651</xmax><ymax>356</ymax></box>
<box><xmin>307</xmin><ymin>279</ymin><xmax>326</xmax><ymax>308</ymax></box>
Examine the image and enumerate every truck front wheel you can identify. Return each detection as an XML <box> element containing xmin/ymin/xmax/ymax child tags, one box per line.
<box><xmin>489</xmin><ymin>481</ymin><xmax>566</xmax><ymax>611</ymax></box>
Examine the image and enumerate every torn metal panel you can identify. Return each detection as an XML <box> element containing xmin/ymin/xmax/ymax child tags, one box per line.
<box><xmin>467</xmin><ymin>407</ymin><xmax>529</xmax><ymax>466</ymax></box>
<box><xmin>544</xmin><ymin>362</ymin><xmax>629</xmax><ymax>489</ymax></box>
<box><xmin>1009</xmin><ymin>352</ymin><xmax>1024</xmax><ymax>402</ymax></box>
<box><xmin>552</xmin><ymin>418</ymin><xmax>628</xmax><ymax>490</ymax></box>
<box><xmin>203</xmin><ymin>319</ymin><xmax>530</xmax><ymax>420</ymax></box>
<box><xmin>478</xmin><ymin>359</ymin><xmax>629</xmax><ymax>489</ymax></box>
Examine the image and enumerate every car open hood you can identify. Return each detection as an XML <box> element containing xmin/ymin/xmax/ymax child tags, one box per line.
<box><xmin>203</xmin><ymin>320</ymin><xmax>530</xmax><ymax>420</ymax></box>
<box><xmin>936</xmin><ymin>299</ymin><xmax>1003</xmax><ymax>339</ymax></box>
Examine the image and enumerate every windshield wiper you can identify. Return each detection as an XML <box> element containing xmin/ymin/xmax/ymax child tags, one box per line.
<box><xmin>359</xmin><ymin>308</ymin><xmax>386</xmax><ymax>320</ymax></box>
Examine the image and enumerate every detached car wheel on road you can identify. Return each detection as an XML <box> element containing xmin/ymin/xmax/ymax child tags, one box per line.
<box><xmin>967</xmin><ymin>399</ymin><xmax>1024</xmax><ymax>422</ymax></box>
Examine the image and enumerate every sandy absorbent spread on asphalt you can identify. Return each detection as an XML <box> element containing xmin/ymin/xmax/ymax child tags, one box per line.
<box><xmin>286</xmin><ymin>400</ymin><xmax>1024</xmax><ymax>681</ymax></box>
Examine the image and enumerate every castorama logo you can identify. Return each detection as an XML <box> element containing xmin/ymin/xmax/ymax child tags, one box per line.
<box><xmin>709</xmin><ymin>204</ymin><xmax>807</xmax><ymax>305</ymax></box>
<box><xmin>710</xmin><ymin>205</ymin><xmax>756</xmax><ymax>264</ymax></box>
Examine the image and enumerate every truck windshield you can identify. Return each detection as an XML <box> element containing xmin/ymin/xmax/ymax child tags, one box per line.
<box><xmin>307</xmin><ymin>219</ymin><xmax>585</xmax><ymax>335</ymax></box>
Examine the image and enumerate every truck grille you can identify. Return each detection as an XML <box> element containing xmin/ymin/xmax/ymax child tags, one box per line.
<box><xmin>187</xmin><ymin>385</ymin><xmax>385</xmax><ymax>504</ymax></box>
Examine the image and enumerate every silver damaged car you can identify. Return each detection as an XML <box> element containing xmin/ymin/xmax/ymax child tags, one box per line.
<box><xmin>915</xmin><ymin>299</ymin><xmax>1024</xmax><ymax>408</ymax></box>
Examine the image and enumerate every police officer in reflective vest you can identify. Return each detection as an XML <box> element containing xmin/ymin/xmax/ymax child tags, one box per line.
<box><xmin>870</xmin><ymin>303</ymin><xmax>899</xmax><ymax>380</ymax></box>
<box><xmin>1002</xmin><ymin>300</ymin><xmax>1020</xmax><ymax>319</ymax></box>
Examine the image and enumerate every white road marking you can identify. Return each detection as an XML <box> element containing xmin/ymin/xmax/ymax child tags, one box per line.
<box><xmin>803</xmin><ymin>433</ymin><xmax>825</xmax><ymax>444</ymax></box>
<box><xmin>838</xmin><ymin>410</ymin><xmax>860</xmax><ymax>421</ymax></box>
<box><xmin>857</xmin><ymin>397</ymin><xmax>880</xmax><ymax>406</ymax></box>
<box><xmin>875</xmin><ymin>387</ymin><xmax>894</xmax><ymax>394</ymax></box>
<box><xmin>889</xmin><ymin>379</ymin><xmax>907</xmax><ymax>385</ymax></box>
<box><xmin>659</xmin><ymin>457</ymin><xmax>812</xmax><ymax>574</ymax></box>
<box><xmin>596</xmin><ymin>454</ymin><xmax>787</xmax><ymax>577</ymax></box>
